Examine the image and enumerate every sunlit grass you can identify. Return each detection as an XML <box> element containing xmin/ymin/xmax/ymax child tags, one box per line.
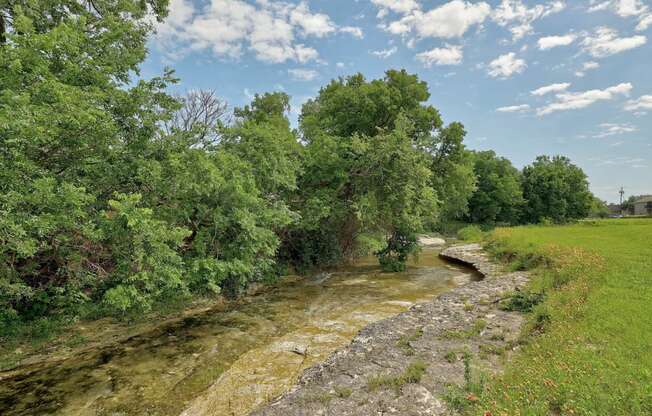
<box><xmin>472</xmin><ymin>218</ymin><xmax>652</xmax><ymax>415</ymax></box>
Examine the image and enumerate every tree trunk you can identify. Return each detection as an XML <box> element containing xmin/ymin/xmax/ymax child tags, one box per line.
<box><xmin>0</xmin><ymin>13</ymin><xmax>6</xmax><ymax>45</ymax></box>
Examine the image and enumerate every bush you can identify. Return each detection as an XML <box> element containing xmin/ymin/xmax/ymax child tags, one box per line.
<box><xmin>100</xmin><ymin>193</ymin><xmax>190</xmax><ymax>315</ymax></box>
<box><xmin>457</xmin><ymin>225</ymin><xmax>484</xmax><ymax>241</ymax></box>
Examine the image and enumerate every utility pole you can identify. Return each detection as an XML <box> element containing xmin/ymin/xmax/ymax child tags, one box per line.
<box><xmin>619</xmin><ymin>187</ymin><xmax>625</xmax><ymax>205</ymax></box>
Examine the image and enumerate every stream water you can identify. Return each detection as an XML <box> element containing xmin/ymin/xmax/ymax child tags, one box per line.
<box><xmin>0</xmin><ymin>248</ymin><xmax>478</xmax><ymax>416</ymax></box>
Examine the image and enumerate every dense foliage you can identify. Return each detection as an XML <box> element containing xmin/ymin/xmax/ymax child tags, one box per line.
<box><xmin>0</xmin><ymin>1</ymin><xmax>599</xmax><ymax>333</ymax></box>
<box><xmin>287</xmin><ymin>71</ymin><xmax>458</xmax><ymax>271</ymax></box>
<box><xmin>521</xmin><ymin>156</ymin><xmax>593</xmax><ymax>223</ymax></box>
<box><xmin>466</xmin><ymin>151</ymin><xmax>524</xmax><ymax>225</ymax></box>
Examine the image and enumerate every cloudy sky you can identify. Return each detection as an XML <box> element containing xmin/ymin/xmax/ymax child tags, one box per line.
<box><xmin>142</xmin><ymin>0</ymin><xmax>652</xmax><ymax>203</ymax></box>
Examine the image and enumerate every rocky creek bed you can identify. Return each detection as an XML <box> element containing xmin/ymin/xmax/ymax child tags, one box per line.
<box><xmin>252</xmin><ymin>244</ymin><xmax>530</xmax><ymax>416</ymax></box>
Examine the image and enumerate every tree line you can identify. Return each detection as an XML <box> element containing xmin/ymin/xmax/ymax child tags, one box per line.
<box><xmin>0</xmin><ymin>1</ymin><xmax>594</xmax><ymax>332</ymax></box>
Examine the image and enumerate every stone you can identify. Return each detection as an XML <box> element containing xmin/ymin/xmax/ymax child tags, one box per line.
<box><xmin>417</xmin><ymin>236</ymin><xmax>446</xmax><ymax>246</ymax></box>
<box><xmin>252</xmin><ymin>244</ymin><xmax>530</xmax><ymax>416</ymax></box>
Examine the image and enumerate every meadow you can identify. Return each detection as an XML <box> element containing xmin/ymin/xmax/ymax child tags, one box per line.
<box><xmin>471</xmin><ymin>218</ymin><xmax>652</xmax><ymax>415</ymax></box>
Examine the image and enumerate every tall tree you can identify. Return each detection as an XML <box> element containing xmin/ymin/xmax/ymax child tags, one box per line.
<box><xmin>466</xmin><ymin>151</ymin><xmax>524</xmax><ymax>224</ymax></box>
<box><xmin>288</xmin><ymin>71</ymin><xmax>448</xmax><ymax>271</ymax></box>
<box><xmin>521</xmin><ymin>156</ymin><xmax>593</xmax><ymax>223</ymax></box>
<box><xmin>0</xmin><ymin>0</ymin><xmax>178</xmax><ymax>320</ymax></box>
<box><xmin>430</xmin><ymin>123</ymin><xmax>477</xmax><ymax>222</ymax></box>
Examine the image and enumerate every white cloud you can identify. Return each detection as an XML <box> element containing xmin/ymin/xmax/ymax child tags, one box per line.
<box><xmin>537</xmin><ymin>33</ymin><xmax>576</xmax><ymax>50</ymax></box>
<box><xmin>584</xmin><ymin>61</ymin><xmax>600</xmax><ymax>70</ymax></box>
<box><xmin>531</xmin><ymin>82</ymin><xmax>571</xmax><ymax>96</ymax></box>
<box><xmin>288</xmin><ymin>68</ymin><xmax>319</xmax><ymax>81</ymax></box>
<box><xmin>637</xmin><ymin>14</ymin><xmax>652</xmax><ymax>30</ymax></box>
<box><xmin>589</xmin><ymin>0</ymin><xmax>647</xmax><ymax>17</ymax></box>
<box><xmin>624</xmin><ymin>95</ymin><xmax>652</xmax><ymax>111</ymax></box>
<box><xmin>496</xmin><ymin>104</ymin><xmax>531</xmax><ymax>113</ymax></box>
<box><xmin>416</xmin><ymin>44</ymin><xmax>463</xmax><ymax>66</ymax></box>
<box><xmin>581</xmin><ymin>27</ymin><xmax>646</xmax><ymax>58</ymax></box>
<box><xmin>487</xmin><ymin>52</ymin><xmax>527</xmax><ymax>78</ymax></box>
<box><xmin>492</xmin><ymin>0</ymin><xmax>566</xmax><ymax>41</ymax></box>
<box><xmin>340</xmin><ymin>26</ymin><xmax>364</xmax><ymax>38</ymax></box>
<box><xmin>588</xmin><ymin>1</ymin><xmax>611</xmax><ymax>13</ymax></box>
<box><xmin>336</xmin><ymin>62</ymin><xmax>346</xmax><ymax>68</ymax></box>
<box><xmin>289</xmin><ymin>2</ymin><xmax>336</xmax><ymax>37</ymax></box>
<box><xmin>537</xmin><ymin>82</ymin><xmax>632</xmax><ymax>115</ymax></box>
<box><xmin>371</xmin><ymin>46</ymin><xmax>398</xmax><ymax>58</ymax></box>
<box><xmin>588</xmin><ymin>1</ymin><xmax>652</xmax><ymax>32</ymax></box>
<box><xmin>593</xmin><ymin>123</ymin><xmax>638</xmax><ymax>138</ymax></box>
<box><xmin>371</xmin><ymin>0</ymin><xmax>419</xmax><ymax>17</ymax></box>
<box><xmin>590</xmin><ymin>155</ymin><xmax>646</xmax><ymax>168</ymax></box>
<box><xmin>575</xmin><ymin>61</ymin><xmax>600</xmax><ymax>77</ymax></box>
<box><xmin>154</xmin><ymin>0</ymin><xmax>356</xmax><ymax>63</ymax></box>
<box><xmin>382</xmin><ymin>0</ymin><xmax>491</xmax><ymax>39</ymax></box>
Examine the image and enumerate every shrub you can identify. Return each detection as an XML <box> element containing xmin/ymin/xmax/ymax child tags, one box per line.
<box><xmin>457</xmin><ymin>225</ymin><xmax>484</xmax><ymax>241</ymax></box>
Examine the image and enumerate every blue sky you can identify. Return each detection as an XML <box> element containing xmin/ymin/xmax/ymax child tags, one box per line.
<box><xmin>141</xmin><ymin>0</ymin><xmax>652</xmax><ymax>203</ymax></box>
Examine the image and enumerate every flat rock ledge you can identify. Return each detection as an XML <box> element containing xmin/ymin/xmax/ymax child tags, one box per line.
<box><xmin>251</xmin><ymin>244</ymin><xmax>529</xmax><ymax>416</ymax></box>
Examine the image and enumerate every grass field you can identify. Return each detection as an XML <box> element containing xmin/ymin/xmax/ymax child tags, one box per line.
<box><xmin>472</xmin><ymin>218</ymin><xmax>652</xmax><ymax>415</ymax></box>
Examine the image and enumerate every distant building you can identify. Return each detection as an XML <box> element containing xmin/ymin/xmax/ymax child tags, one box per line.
<box><xmin>632</xmin><ymin>195</ymin><xmax>652</xmax><ymax>216</ymax></box>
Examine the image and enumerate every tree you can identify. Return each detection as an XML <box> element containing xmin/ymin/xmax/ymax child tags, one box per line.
<box><xmin>288</xmin><ymin>71</ymin><xmax>444</xmax><ymax>271</ymax></box>
<box><xmin>225</xmin><ymin>92</ymin><xmax>303</xmax><ymax>199</ymax></box>
<box><xmin>430</xmin><ymin>123</ymin><xmax>477</xmax><ymax>222</ymax></box>
<box><xmin>0</xmin><ymin>0</ymin><xmax>178</xmax><ymax>321</ymax></box>
<box><xmin>589</xmin><ymin>197</ymin><xmax>610</xmax><ymax>218</ymax></box>
<box><xmin>300</xmin><ymin>70</ymin><xmax>442</xmax><ymax>147</ymax></box>
<box><xmin>521</xmin><ymin>156</ymin><xmax>593</xmax><ymax>223</ymax></box>
<box><xmin>163</xmin><ymin>89</ymin><xmax>229</xmax><ymax>147</ymax></box>
<box><xmin>466</xmin><ymin>151</ymin><xmax>524</xmax><ymax>224</ymax></box>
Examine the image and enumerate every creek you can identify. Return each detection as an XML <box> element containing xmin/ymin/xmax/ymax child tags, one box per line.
<box><xmin>0</xmin><ymin>247</ymin><xmax>478</xmax><ymax>416</ymax></box>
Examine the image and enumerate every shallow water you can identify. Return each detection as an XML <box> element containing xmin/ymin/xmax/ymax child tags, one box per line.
<box><xmin>0</xmin><ymin>248</ymin><xmax>478</xmax><ymax>416</ymax></box>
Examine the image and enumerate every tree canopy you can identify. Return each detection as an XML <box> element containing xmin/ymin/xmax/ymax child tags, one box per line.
<box><xmin>0</xmin><ymin>1</ymin><xmax>600</xmax><ymax>335</ymax></box>
<box><xmin>466</xmin><ymin>151</ymin><xmax>524</xmax><ymax>225</ymax></box>
<box><xmin>522</xmin><ymin>156</ymin><xmax>593</xmax><ymax>223</ymax></box>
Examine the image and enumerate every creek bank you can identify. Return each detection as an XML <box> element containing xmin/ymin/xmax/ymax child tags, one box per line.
<box><xmin>252</xmin><ymin>244</ymin><xmax>529</xmax><ymax>416</ymax></box>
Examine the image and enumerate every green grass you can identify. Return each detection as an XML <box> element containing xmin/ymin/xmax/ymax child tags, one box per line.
<box><xmin>443</xmin><ymin>319</ymin><xmax>487</xmax><ymax>339</ymax></box>
<box><xmin>367</xmin><ymin>360</ymin><xmax>428</xmax><ymax>394</ymax></box>
<box><xmin>471</xmin><ymin>218</ymin><xmax>652</xmax><ymax>415</ymax></box>
<box><xmin>457</xmin><ymin>225</ymin><xmax>485</xmax><ymax>241</ymax></box>
<box><xmin>333</xmin><ymin>385</ymin><xmax>353</xmax><ymax>398</ymax></box>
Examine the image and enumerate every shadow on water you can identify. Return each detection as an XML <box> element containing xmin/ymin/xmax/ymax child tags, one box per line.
<box><xmin>0</xmin><ymin>248</ymin><xmax>478</xmax><ymax>416</ymax></box>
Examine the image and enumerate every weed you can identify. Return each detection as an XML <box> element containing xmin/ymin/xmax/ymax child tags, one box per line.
<box><xmin>478</xmin><ymin>343</ymin><xmax>505</xmax><ymax>358</ymax></box>
<box><xmin>443</xmin><ymin>352</ymin><xmax>487</xmax><ymax>412</ymax></box>
<box><xmin>396</xmin><ymin>327</ymin><xmax>423</xmax><ymax>355</ymax></box>
<box><xmin>443</xmin><ymin>319</ymin><xmax>487</xmax><ymax>339</ymax></box>
<box><xmin>499</xmin><ymin>290</ymin><xmax>544</xmax><ymax>312</ymax></box>
<box><xmin>444</xmin><ymin>350</ymin><xmax>457</xmax><ymax>363</ymax></box>
<box><xmin>333</xmin><ymin>386</ymin><xmax>352</xmax><ymax>398</ymax></box>
<box><xmin>367</xmin><ymin>360</ymin><xmax>427</xmax><ymax>395</ymax></box>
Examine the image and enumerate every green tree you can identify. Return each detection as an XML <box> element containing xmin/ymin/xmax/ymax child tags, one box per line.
<box><xmin>589</xmin><ymin>197</ymin><xmax>610</xmax><ymax>218</ymax></box>
<box><xmin>521</xmin><ymin>156</ymin><xmax>593</xmax><ymax>223</ymax></box>
<box><xmin>226</xmin><ymin>92</ymin><xmax>303</xmax><ymax>199</ymax></box>
<box><xmin>466</xmin><ymin>151</ymin><xmax>524</xmax><ymax>224</ymax></box>
<box><xmin>289</xmin><ymin>71</ymin><xmax>444</xmax><ymax>271</ymax></box>
<box><xmin>430</xmin><ymin>123</ymin><xmax>477</xmax><ymax>222</ymax></box>
<box><xmin>0</xmin><ymin>0</ymin><xmax>178</xmax><ymax>322</ymax></box>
